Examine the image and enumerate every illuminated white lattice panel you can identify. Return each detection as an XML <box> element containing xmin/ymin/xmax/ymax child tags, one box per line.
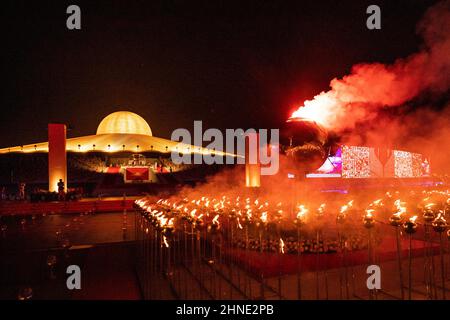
<box><xmin>412</xmin><ymin>153</ymin><xmax>423</xmax><ymax>177</ymax></box>
<box><xmin>394</xmin><ymin>150</ymin><xmax>413</xmax><ymax>177</ymax></box>
<box><xmin>342</xmin><ymin>146</ymin><xmax>371</xmax><ymax>178</ymax></box>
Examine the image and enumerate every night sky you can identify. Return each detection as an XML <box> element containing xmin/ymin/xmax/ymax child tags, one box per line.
<box><xmin>1</xmin><ymin>0</ymin><xmax>439</xmax><ymax>147</ymax></box>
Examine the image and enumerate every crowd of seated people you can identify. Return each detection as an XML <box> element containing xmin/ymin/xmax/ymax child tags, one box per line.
<box><xmin>67</xmin><ymin>155</ymin><xmax>107</xmax><ymax>182</ymax></box>
<box><xmin>69</xmin><ymin>155</ymin><xmax>106</xmax><ymax>173</ymax></box>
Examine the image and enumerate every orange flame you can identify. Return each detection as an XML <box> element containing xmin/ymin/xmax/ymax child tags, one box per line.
<box><xmin>371</xmin><ymin>199</ymin><xmax>383</xmax><ymax>206</ymax></box>
<box><xmin>236</xmin><ymin>218</ymin><xmax>243</xmax><ymax>229</ymax></box>
<box><xmin>290</xmin><ymin>92</ymin><xmax>337</xmax><ymax>127</ymax></box>
<box><xmin>436</xmin><ymin>212</ymin><xmax>446</xmax><ymax>222</ymax></box>
<box><xmin>340</xmin><ymin>200</ymin><xmax>353</xmax><ymax>214</ymax></box>
<box><xmin>394</xmin><ymin>199</ymin><xmax>406</xmax><ymax>217</ymax></box>
<box><xmin>318</xmin><ymin>203</ymin><xmax>326</xmax><ymax>213</ymax></box>
<box><xmin>365</xmin><ymin>209</ymin><xmax>374</xmax><ymax>218</ymax></box>
<box><xmin>297</xmin><ymin>205</ymin><xmax>308</xmax><ymax>220</ymax></box>
<box><xmin>279</xmin><ymin>238</ymin><xmax>285</xmax><ymax>254</ymax></box>
<box><xmin>162</xmin><ymin>235</ymin><xmax>169</xmax><ymax>248</ymax></box>
<box><xmin>260</xmin><ymin>211</ymin><xmax>268</xmax><ymax>224</ymax></box>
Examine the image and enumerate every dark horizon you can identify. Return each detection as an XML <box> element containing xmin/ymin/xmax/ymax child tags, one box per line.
<box><xmin>1</xmin><ymin>0</ymin><xmax>440</xmax><ymax>148</ymax></box>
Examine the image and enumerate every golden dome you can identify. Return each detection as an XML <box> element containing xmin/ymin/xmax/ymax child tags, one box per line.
<box><xmin>96</xmin><ymin>111</ymin><xmax>152</xmax><ymax>136</ymax></box>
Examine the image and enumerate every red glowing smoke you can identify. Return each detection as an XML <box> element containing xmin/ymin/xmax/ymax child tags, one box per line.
<box><xmin>291</xmin><ymin>0</ymin><xmax>450</xmax><ymax>131</ymax></box>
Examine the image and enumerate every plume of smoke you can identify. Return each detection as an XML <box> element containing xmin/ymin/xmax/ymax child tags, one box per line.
<box><xmin>292</xmin><ymin>0</ymin><xmax>450</xmax><ymax>132</ymax></box>
<box><xmin>344</xmin><ymin>102</ymin><xmax>450</xmax><ymax>174</ymax></box>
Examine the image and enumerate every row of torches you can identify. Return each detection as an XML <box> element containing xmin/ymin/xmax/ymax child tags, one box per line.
<box><xmin>361</xmin><ymin>193</ymin><xmax>449</xmax><ymax>300</ymax></box>
<box><xmin>136</xmin><ymin>196</ymin><xmax>288</xmax><ymax>252</ymax></box>
<box><xmin>136</xmin><ymin>194</ymin><xmax>448</xmax><ymax>241</ymax></box>
<box><xmin>135</xmin><ymin>190</ymin><xmax>449</xmax><ymax>299</ymax></box>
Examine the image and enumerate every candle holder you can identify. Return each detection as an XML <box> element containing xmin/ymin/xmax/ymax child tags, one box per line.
<box><xmin>432</xmin><ymin>213</ymin><xmax>447</xmax><ymax>233</ymax></box>
<box><xmin>389</xmin><ymin>213</ymin><xmax>403</xmax><ymax>227</ymax></box>
<box><xmin>195</xmin><ymin>217</ymin><xmax>204</xmax><ymax>231</ymax></box>
<box><xmin>363</xmin><ymin>211</ymin><xmax>375</xmax><ymax>229</ymax></box>
<box><xmin>336</xmin><ymin>212</ymin><xmax>346</xmax><ymax>225</ymax></box>
<box><xmin>423</xmin><ymin>207</ymin><xmax>435</xmax><ymax>223</ymax></box>
<box><xmin>163</xmin><ymin>222</ymin><xmax>175</xmax><ymax>236</ymax></box>
<box><xmin>403</xmin><ymin>218</ymin><xmax>417</xmax><ymax>234</ymax></box>
<box><xmin>207</xmin><ymin>221</ymin><xmax>220</xmax><ymax>234</ymax></box>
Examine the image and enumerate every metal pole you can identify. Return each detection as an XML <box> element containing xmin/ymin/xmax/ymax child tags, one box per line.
<box><xmin>395</xmin><ymin>226</ymin><xmax>405</xmax><ymax>300</ymax></box>
<box><xmin>408</xmin><ymin>234</ymin><xmax>414</xmax><ymax>300</ymax></box>
<box><xmin>297</xmin><ymin>226</ymin><xmax>302</xmax><ymax>300</ymax></box>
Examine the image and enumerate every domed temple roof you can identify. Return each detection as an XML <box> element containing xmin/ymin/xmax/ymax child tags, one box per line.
<box><xmin>0</xmin><ymin>111</ymin><xmax>234</xmax><ymax>158</ymax></box>
<box><xmin>96</xmin><ymin>111</ymin><xmax>152</xmax><ymax>136</ymax></box>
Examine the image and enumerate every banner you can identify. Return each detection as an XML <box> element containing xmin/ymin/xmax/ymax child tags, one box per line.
<box><xmin>125</xmin><ymin>167</ymin><xmax>150</xmax><ymax>182</ymax></box>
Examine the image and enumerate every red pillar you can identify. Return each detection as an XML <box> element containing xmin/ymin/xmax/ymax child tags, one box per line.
<box><xmin>245</xmin><ymin>132</ymin><xmax>261</xmax><ymax>187</ymax></box>
<box><xmin>48</xmin><ymin>124</ymin><xmax>67</xmax><ymax>192</ymax></box>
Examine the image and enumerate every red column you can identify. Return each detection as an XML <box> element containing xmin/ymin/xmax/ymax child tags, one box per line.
<box><xmin>48</xmin><ymin>124</ymin><xmax>67</xmax><ymax>192</ymax></box>
<box><xmin>245</xmin><ymin>132</ymin><xmax>261</xmax><ymax>187</ymax></box>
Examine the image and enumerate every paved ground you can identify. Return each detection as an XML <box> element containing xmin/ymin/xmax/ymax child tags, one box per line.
<box><xmin>138</xmin><ymin>252</ymin><xmax>450</xmax><ymax>300</ymax></box>
<box><xmin>0</xmin><ymin>211</ymin><xmax>141</xmax><ymax>300</ymax></box>
<box><xmin>135</xmin><ymin>230</ymin><xmax>450</xmax><ymax>300</ymax></box>
<box><xmin>1</xmin><ymin>211</ymin><xmax>449</xmax><ymax>300</ymax></box>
